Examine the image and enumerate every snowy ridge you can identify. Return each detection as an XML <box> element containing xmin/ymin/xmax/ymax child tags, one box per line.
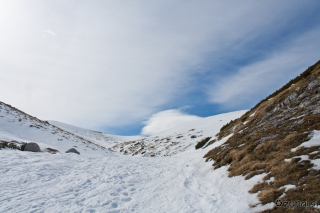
<box><xmin>109</xmin><ymin>110</ymin><xmax>247</xmax><ymax>157</ymax></box>
<box><xmin>48</xmin><ymin>120</ymin><xmax>128</xmax><ymax>148</ymax></box>
<box><xmin>0</xmin><ymin>101</ymin><xmax>108</xmax><ymax>155</ymax></box>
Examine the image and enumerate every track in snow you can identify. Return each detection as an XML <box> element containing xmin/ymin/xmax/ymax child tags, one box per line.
<box><xmin>0</xmin><ymin>149</ymin><xmax>265</xmax><ymax>213</ymax></box>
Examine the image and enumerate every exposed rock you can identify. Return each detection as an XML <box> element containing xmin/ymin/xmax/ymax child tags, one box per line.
<box><xmin>311</xmin><ymin>94</ymin><xmax>320</xmax><ymax>102</ymax></box>
<box><xmin>283</xmin><ymin>92</ymin><xmax>298</xmax><ymax>106</ymax></box>
<box><xmin>273</xmin><ymin>105</ymin><xmax>281</xmax><ymax>112</ymax></box>
<box><xmin>299</xmin><ymin>100</ymin><xmax>311</xmax><ymax>108</ymax></box>
<box><xmin>298</xmin><ymin>92</ymin><xmax>307</xmax><ymax>100</ymax></box>
<box><xmin>313</xmin><ymin>106</ymin><xmax>320</xmax><ymax>114</ymax></box>
<box><xmin>45</xmin><ymin>148</ymin><xmax>59</xmax><ymax>154</ymax></box>
<box><xmin>66</xmin><ymin>148</ymin><xmax>80</xmax><ymax>155</ymax></box>
<box><xmin>308</xmin><ymin>80</ymin><xmax>318</xmax><ymax>90</ymax></box>
<box><xmin>23</xmin><ymin>142</ymin><xmax>41</xmax><ymax>152</ymax></box>
<box><xmin>204</xmin><ymin>60</ymin><xmax>320</xmax><ymax>212</ymax></box>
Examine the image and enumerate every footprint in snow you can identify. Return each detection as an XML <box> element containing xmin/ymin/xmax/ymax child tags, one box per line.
<box><xmin>130</xmin><ymin>188</ymin><xmax>136</xmax><ymax>192</ymax></box>
<box><xmin>101</xmin><ymin>201</ymin><xmax>111</xmax><ymax>207</ymax></box>
<box><xmin>110</xmin><ymin>192</ymin><xmax>118</xmax><ymax>196</ymax></box>
<box><xmin>111</xmin><ymin>202</ymin><xmax>118</xmax><ymax>208</ymax></box>
<box><xmin>121</xmin><ymin>198</ymin><xmax>132</xmax><ymax>202</ymax></box>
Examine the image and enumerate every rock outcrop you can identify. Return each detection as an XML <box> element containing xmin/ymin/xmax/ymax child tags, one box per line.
<box><xmin>44</xmin><ymin>148</ymin><xmax>59</xmax><ymax>154</ymax></box>
<box><xmin>23</xmin><ymin>142</ymin><xmax>41</xmax><ymax>152</ymax></box>
<box><xmin>66</xmin><ymin>148</ymin><xmax>80</xmax><ymax>155</ymax></box>
<box><xmin>204</xmin><ymin>60</ymin><xmax>320</xmax><ymax>211</ymax></box>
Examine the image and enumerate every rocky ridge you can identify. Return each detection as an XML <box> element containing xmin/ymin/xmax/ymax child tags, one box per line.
<box><xmin>204</xmin><ymin>60</ymin><xmax>320</xmax><ymax>212</ymax></box>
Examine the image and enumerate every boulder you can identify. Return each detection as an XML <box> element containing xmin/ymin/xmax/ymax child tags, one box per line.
<box><xmin>23</xmin><ymin>142</ymin><xmax>41</xmax><ymax>152</ymax></box>
<box><xmin>65</xmin><ymin>148</ymin><xmax>80</xmax><ymax>155</ymax></box>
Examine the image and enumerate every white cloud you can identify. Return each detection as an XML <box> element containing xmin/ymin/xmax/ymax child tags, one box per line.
<box><xmin>208</xmin><ymin>27</ymin><xmax>320</xmax><ymax>108</ymax></box>
<box><xmin>141</xmin><ymin>109</ymin><xmax>201</xmax><ymax>136</ymax></box>
<box><xmin>42</xmin><ymin>29</ymin><xmax>57</xmax><ymax>36</ymax></box>
<box><xmin>0</xmin><ymin>1</ymin><xmax>318</xmax><ymax>131</ymax></box>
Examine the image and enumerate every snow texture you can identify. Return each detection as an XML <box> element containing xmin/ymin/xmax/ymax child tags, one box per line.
<box><xmin>0</xmin><ymin>103</ymin><xmax>270</xmax><ymax>212</ymax></box>
<box><xmin>0</xmin><ymin>102</ymin><xmax>108</xmax><ymax>155</ymax></box>
<box><xmin>0</xmin><ymin>148</ymin><xmax>265</xmax><ymax>213</ymax></box>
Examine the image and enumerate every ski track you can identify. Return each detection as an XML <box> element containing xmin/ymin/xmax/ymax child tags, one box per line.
<box><xmin>0</xmin><ymin>148</ymin><xmax>264</xmax><ymax>213</ymax></box>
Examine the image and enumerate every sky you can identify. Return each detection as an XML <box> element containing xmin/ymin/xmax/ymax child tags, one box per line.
<box><xmin>0</xmin><ymin>1</ymin><xmax>320</xmax><ymax>136</ymax></box>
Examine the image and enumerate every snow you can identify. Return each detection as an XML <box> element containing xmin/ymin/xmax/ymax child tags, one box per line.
<box><xmin>279</xmin><ymin>184</ymin><xmax>296</xmax><ymax>192</ymax></box>
<box><xmin>291</xmin><ymin>130</ymin><xmax>320</xmax><ymax>152</ymax></box>
<box><xmin>48</xmin><ymin>120</ymin><xmax>133</xmax><ymax>148</ymax></box>
<box><xmin>278</xmin><ymin>184</ymin><xmax>297</xmax><ymax>199</ymax></box>
<box><xmin>250</xmin><ymin>112</ymin><xmax>256</xmax><ymax>117</ymax></box>
<box><xmin>0</xmin><ymin>148</ymin><xmax>265</xmax><ymax>213</ymax></box>
<box><xmin>266</xmin><ymin>177</ymin><xmax>275</xmax><ymax>184</ymax></box>
<box><xmin>310</xmin><ymin>159</ymin><xmax>320</xmax><ymax>170</ymax></box>
<box><xmin>109</xmin><ymin>111</ymin><xmax>246</xmax><ymax>157</ymax></box>
<box><xmin>152</xmin><ymin>110</ymin><xmax>247</xmax><ymax>138</ymax></box>
<box><xmin>289</xmin><ymin>130</ymin><xmax>320</xmax><ymax>170</ymax></box>
<box><xmin>284</xmin><ymin>155</ymin><xmax>309</xmax><ymax>163</ymax></box>
<box><xmin>254</xmin><ymin>203</ymin><xmax>275</xmax><ymax>212</ymax></box>
<box><xmin>0</xmin><ymin>102</ymin><xmax>108</xmax><ymax>155</ymax></box>
<box><xmin>0</xmin><ymin>104</ymin><xmax>268</xmax><ymax>212</ymax></box>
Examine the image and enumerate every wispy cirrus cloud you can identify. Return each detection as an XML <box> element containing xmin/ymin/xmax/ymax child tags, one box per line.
<box><xmin>208</xmin><ymin>27</ymin><xmax>320</xmax><ymax>109</ymax></box>
<box><xmin>42</xmin><ymin>29</ymin><xmax>57</xmax><ymax>36</ymax></box>
<box><xmin>0</xmin><ymin>0</ymin><xmax>319</xmax><ymax>134</ymax></box>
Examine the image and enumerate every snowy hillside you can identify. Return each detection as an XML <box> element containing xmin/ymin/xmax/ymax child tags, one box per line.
<box><xmin>0</xmin><ymin>100</ymin><xmax>246</xmax><ymax>157</ymax></box>
<box><xmin>204</xmin><ymin>60</ymin><xmax>320</xmax><ymax>212</ymax></box>
<box><xmin>0</xmin><ymin>102</ymin><xmax>108</xmax><ymax>155</ymax></box>
<box><xmin>48</xmin><ymin>120</ymin><xmax>128</xmax><ymax>148</ymax></box>
<box><xmin>1</xmin><ymin>100</ymin><xmax>285</xmax><ymax>212</ymax></box>
<box><xmin>0</xmin><ymin>101</ymin><xmax>273</xmax><ymax>212</ymax></box>
<box><xmin>49</xmin><ymin>111</ymin><xmax>247</xmax><ymax>157</ymax></box>
<box><xmin>1</xmin><ymin>146</ymin><xmax>270</xmax><ymax>213</ymax></box>
<box><xmin>109</xmin><ymin>110</ymin><xmax>247</xmax><ymax>157</ymax></box>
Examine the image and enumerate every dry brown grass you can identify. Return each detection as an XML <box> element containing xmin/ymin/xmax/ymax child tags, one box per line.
<box><xmin>0</xmin><ymin>140</ymin><xmax>21</xmax><ymax>150</ymax></box>
<box><xmin>204</xmin><ymin>61</ymin><xmax>320</xmax><ymax>212</ymax></box>
<box><xmin>195</xmin><ymin>137</ymin><xmax>211</xmax><ymax>149</ymax></box>
<box><xmin>258</xmin><ymin>188</ymin><xmax>284</xmax><ymax>205</ymax></box>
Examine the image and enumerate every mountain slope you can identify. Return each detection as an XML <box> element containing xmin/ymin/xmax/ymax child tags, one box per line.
<box><xmin>48</xmin><ymin>120</ymin><xmax>130</xmax><ymax>148</ymax></box>
<box><xmin>0</xmin><ymin>104</ymin><xmax>268</xmax><ymax>212</ymax></box>
<box><xmin>0</xmin><ymin>102</ymin><xmax>108</xmax><ymax>155</ymax></box>
<box><xmin>109</xmin><ymin>110</ymin><xmax>246</xmax><ymax>157</ymax></box>
<box><xmin>204</xmin><ymin>60</ymin><xmax>320</xmax><ymax>212</ymax></box>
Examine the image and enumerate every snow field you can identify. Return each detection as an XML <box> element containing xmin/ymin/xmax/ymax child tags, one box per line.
<box><xmin>0</xmin><ymin>146</ymin><xmax>262</xmax><ymax>212</ymax></box>
<box><xmin>0</xmin><ymin>147</ymin><xmax>266</xmax><ymax>213</ymax></box>
<box><xmin>1</xmin><ymin>105</ymin><xmax>270</xmax><ymax>212</ymax></box>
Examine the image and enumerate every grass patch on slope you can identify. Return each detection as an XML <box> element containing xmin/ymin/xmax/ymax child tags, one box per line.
<box><xmin>204</xmin><ymin>60</ymin><xmax>320</xmax><ymax>212</ymax></box>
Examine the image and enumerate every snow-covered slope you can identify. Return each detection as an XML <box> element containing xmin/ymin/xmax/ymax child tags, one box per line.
<box><xmin>48</xmin><ymin>120</ymin><xmax>129</xmax><ymax>148</ymax></box>
<box><xmin>109</xmin><ymin>110</ymin><xmax>247</xmax><ymax>157</ymax></box>
<box><xmin>0</xmin><ymin>142</ymin><xmax>269</xmax><ymax>213</ymax></box>
<box><xmin>0</xmin><ymin>102</ymin><xmax>108</xmax><ymax>155</ymax></box>
<box><xmin>0</xmin><ymin>100</ymin><xmax>245</xmax><ymax>157</ymax></box>
<box><xmin>1</xmin><ymin>101</ymin><xmax>273</xmax><ymax>212</ymax></box>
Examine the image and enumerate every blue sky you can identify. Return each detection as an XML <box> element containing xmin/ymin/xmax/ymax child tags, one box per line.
<box><xmin>0</xmin><ymin>1</ymin><xmax>320</xmax><ymax>135</ymax></box>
